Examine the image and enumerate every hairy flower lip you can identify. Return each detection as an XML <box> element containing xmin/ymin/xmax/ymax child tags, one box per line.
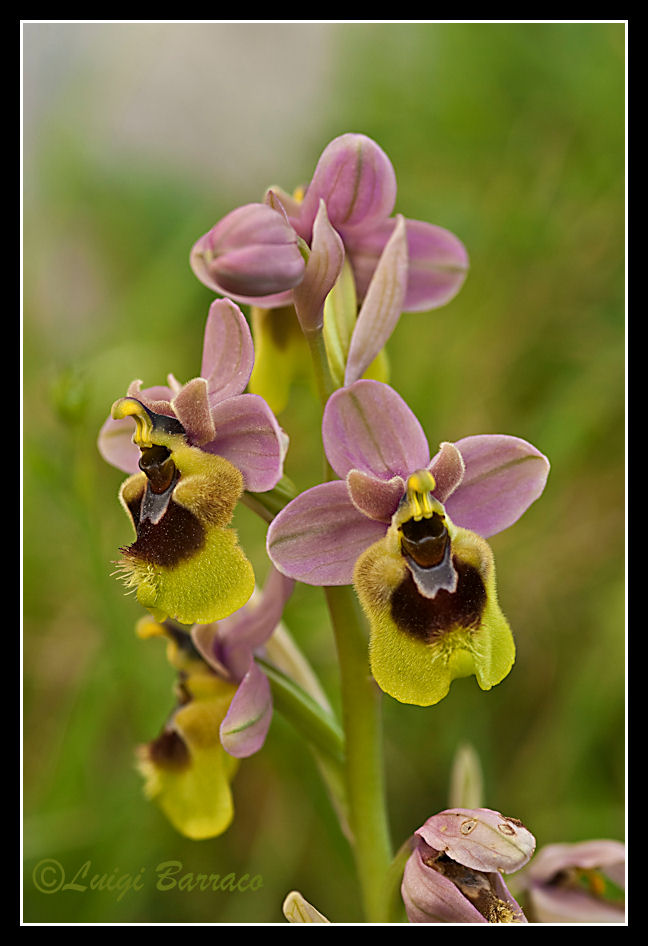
<box><xmin>267</xmin><ymin>381</ymin><xmax>549</xmax><ymax>706</ymax></box>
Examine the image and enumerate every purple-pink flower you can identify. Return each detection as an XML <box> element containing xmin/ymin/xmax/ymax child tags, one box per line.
<box><xmin>190</xmin><ymin>134</ymin><xmax>469</xmax><ymax>378</ymax></box>
<box><xmin>520</xmin><ymin>839</ymin><xmax>626</xmax><ymax>923</ymax></box>
<box><xmin>134</xmin><ymin>567</ymin><xmax>294</xmax><ymax>840</ymax></box>
<box><xmin>97</xmin><ymin>298</ymin><xmax>288</xmax><ymax>626</ymax></box>
<box><xmin>267</xmin><ymin>379</ymin><xmax>549</xmax><ymax>706</ymax></box>
<box><xmin>402</xmin><ymin>808</ymin><xmax>535</xmax><ymax>923</ymax></box>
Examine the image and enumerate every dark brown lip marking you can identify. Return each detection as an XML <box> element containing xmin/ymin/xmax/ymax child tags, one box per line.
<box><xmin>390</xmin><ymin>557</ymin><xmax>486</xmax><ymax>642</ymax></box>
<box><xmin>147</xmin><ymin>728</ymin><xmax>190</xmax><ymax>771</ymax></box>
<box><xmin>121</xmin><ymin>476</ymin><xmax>205</xmax><ymax>568</ymax></box>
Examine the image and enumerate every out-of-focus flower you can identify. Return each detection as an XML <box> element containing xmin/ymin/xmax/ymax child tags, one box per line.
<box><xmin>98</xmin><ymin>299</ymin><xmax>287</xmax><ymax>625</ymax></box>
<box><xmin>135</xmin><ymin>616</ymin><xmax>240</xmax><ymax>840</ymax></box>
<box><xmin>520</xmin><ymin>840</ymin><xmax>626</xmax><ymax>923</ymax></box>
<box><xmin>402</xmin><ymin>808</ymin><xmax>535</xmax><ymax>923</ymax></box>
<box><xmin>190</xmin><ymin>133</ymin><xmax>468</xmax><ymax>403</ymax></box>
<box><xmin>282</xmin><ymin>890</ymin><xmax>331</xmax><ymax>923</ymax></box>
<box><xmin>267</xmin><ymin>380</ymin><xmax>549</xmax><ymax>706</ymax></box>
<box><xmin>136</xmin><ymin>568</ymin><xmax>294</xmax><ymax>838</ymax></box>
<box><xmin>191</xmin><ymin>566</ymin><xmax>295</xmax><ymax>758</ymax></box>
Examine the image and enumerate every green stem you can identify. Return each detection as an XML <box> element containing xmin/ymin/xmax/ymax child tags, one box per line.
<box><xmin>325</xmin><ymin>585</ymin><xmax>393</xmax><ymax>922</ymax></box>
<box><xmin>304</xmin><ymin>326</ymin><xmax>336</xmax><ymax>405</ymax></box>
<box><xmin>301</xmin><ymin>316</ymin><xmax>394</xmax><ymax>921</ymax></box>
<box><xmin>242</xmin><ymin>475</ymin><xmax>298</xmax><ymax>523</ymax></box>
<box><xmin>257</xmin><ymin>659</ymin><xmax>344</xmax><ymax>767</ymax></box>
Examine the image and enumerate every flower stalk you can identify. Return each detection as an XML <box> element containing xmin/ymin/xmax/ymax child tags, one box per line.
<box><xmin>305</xmin><ymin>318</ymin><xmax>393</xmax><ymax>921</ymax></box>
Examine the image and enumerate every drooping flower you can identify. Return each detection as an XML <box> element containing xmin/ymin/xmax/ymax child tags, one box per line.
<box><xmin>191</xmin><ymin>566</ymin><xmax>295</xmax><ymax>758</ymax></box>
<box><xmin>136</xmin><ymin>618</ymin><xmax>240</xmax><ymax>840</ymax></box>
<box><xmin>267</xmin><ymin>380</ymin><xmax>549</xmax><ymax>706</ymax></box>
<box><xmin>519</xmin><ymin>839</ymin><xmax>626</xmax><ymax>923</ymax></box>
<box><xmin>98</xmin><ymin>298</ymin><xmax>288</xmax><ymax>625</ymax></box>
<box><xmin>402</xmin><ymin>808</ymin><xmax>535</xmax><ymax>923</ymax></box>
<box><xmin>190</xmin><ymin>133</ymin><xmax>468</xmax><ymax>404</ymax></box>
<box><xmin>136</xmin><ymin>567</ymin><xmax>294</xmax><ymax>839</ymax></box>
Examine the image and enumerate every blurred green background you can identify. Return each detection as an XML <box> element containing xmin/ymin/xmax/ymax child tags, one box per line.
<box><xmin>23</xmin><ymin>22</ymin><xmax>625</xmax><ymax>923</ymax></box>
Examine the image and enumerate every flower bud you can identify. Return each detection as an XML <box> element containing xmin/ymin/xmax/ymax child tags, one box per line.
<box><xmin>297</xmin><ymin>133</ymin><xmax>397</xmax><ymax>240</ymax></box>
<box><xmin>190</xmin><ymin>203</ymin><xmax>306</xmax><ymax>299</ymax></box>
<box><xmin>402</xmin><ymin>808</ymin><xmax>534</xmax><ymax>923</ymax></box>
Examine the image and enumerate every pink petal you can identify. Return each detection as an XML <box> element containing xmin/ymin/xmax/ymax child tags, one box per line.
<box><xmin>344</xmin><ymin>214</ymin><xmax>408</xmax><ymax>386</ymax></box>
<box><xmin>322</xmin><ymin>380</ymin><xmax>430</xmax><ymax>481</ymax></box>
<box><xmin>171</xmin><ymin>377</ymin><xmax>216</xmax><ymax>446</ymax></box>
<box><xmin>346</xmin><ymin>217</ymin><xmax>469</xmax><ymax>310</ymax></box>
<box><xmin>97</xmin><ymin>414</ymin><xmax>141</xmax><ymax>474</ymax></box>
<box><xmin>292</xmin><ymin>200</ymin><xmax>344</xmax><ymax>332</ymax></box>
<box><xmin>445</xmin><ymin>435</ymin><xmax>550</xmax><ymax>537</ymax></box>
<box><xmin>417</xmin><ymin>808</ymin><xmax>536</xmax><ymax>874</ymax></box>
<box><xmin>428</xmin><ymin>441</ymin><xmax>466</xmax><ymax>502</ymax></box>
<box><xmin>297</xmin><ymin>133</ymin><xmax>397</xmax><ymax>241</ymax></box>
<box><xmin>346</xmin><ymin>470</ymin><xmax>404</xmax><ymax>522</ymax></box>
<box><xmin>267</xmin><ymin>480</ymin><xmax>387</xmax><ymax>586</ymax></box>
<box><xmin>200</xmin><ymin>299</ymin><xmax>255</xmax><ymax>401</ymax></box>
<box><xmin>219</xmin><ymin>661</ymin><xmax>272</xmax><ymax>758</ymax></box>
<box><xmin>203</xmin><ymin>393</ymin><xmax>287</xmax><ymax>492</ymax></box>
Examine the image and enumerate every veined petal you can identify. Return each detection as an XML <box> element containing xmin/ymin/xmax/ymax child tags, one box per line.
<box><xmin>323</xmin><ymin>380</ymin><xmax>430</xmax><ymax>481</ymax></box>
<box><xmin>283</xmin><ymin>891</ymin><xmax>331</xmax><ymax>923</ymax></box>
<box><xmin>202</xmin><ymin>393</ymin><xmax>287</xmax><ymax>493</ymax></box>
<box><xmin>446</xmin><ymin>435</ymin><xmax>550</xmax><ymax>538</ymax></box>
<box><xmin>267</xmin><ymin>480</ymin><xmax>387</xmax><ymax>586</ymax></box>
<box><xmin>297</xmin><ymin>133</ymin><xmax>397</xmax><ymax>241</ymax></box>
<box><xmin>346</xmin><ymin>217</ymin><xmax>469</xmax><ymax>311</ymax></box>
<box><xmin>417</xmin><ymin>808</ymin><xmax>536</xmax><ymax>874</ymax></box>
<box><xmin>200</xmin><ymin>298</ymin><xmax>255</xmax><ymax>401</ymax></box>
<box><xmin>292</xmin><ymin>200</ymin><xmax>345</xmax><ymax>333</ymax></box>
<box><xmin>345</xmin><ymin>214</ymin><xmax>408</xmax><ymax>386</ymax></box>
<box><xmin>219</xmin><ymin>661</ymin><xmax>273</xmax><ymax>758</ymax></box>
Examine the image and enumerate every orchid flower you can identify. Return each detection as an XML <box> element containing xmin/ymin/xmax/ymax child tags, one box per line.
<box><xmin>520</xmin><ymin>839</ymin><xmax>626</xmax><ymax>923</ymax></box>
<box><xmin>190</xmin><ymin>133</ymin><xmax>468</xmax><ymax>408</ymax></box>
<box><xmin>267</xmin><ymin>380</ymin><xmax>549</xmax><ymax>706</ymax></box>
<box><xmin>402</xmin><ymin>808</ymin><xmax>535</xmax><ymax>923</ymax></box>
<box><xmin>97</xmin><ymin>298</ymin><xmax>288</xmax><ymax>625</ymax></box>
<box><xmin>135</xmin><ymin>567</ymin><xmax>294</xmax><ymax>839</ymax></box>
